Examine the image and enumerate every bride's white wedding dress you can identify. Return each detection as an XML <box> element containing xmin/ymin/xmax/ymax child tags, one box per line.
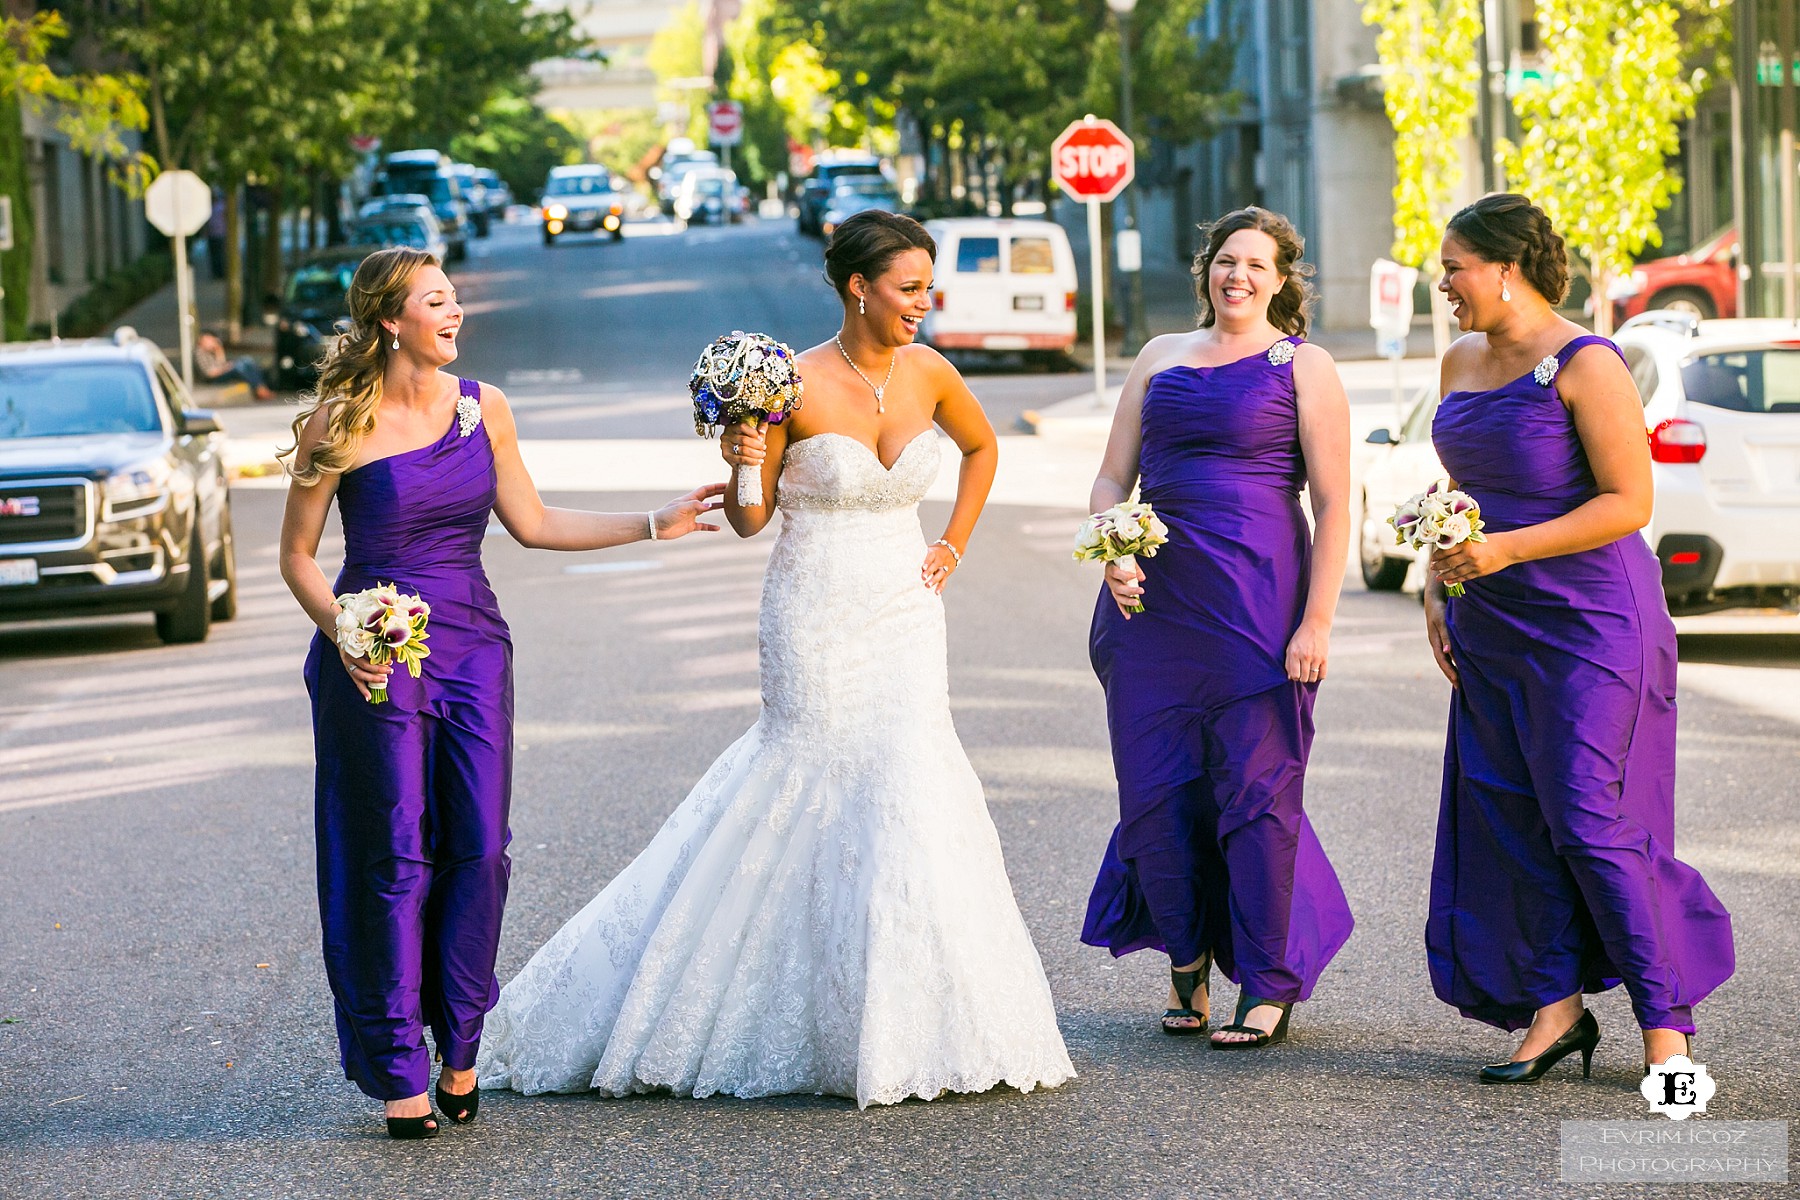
<box><xmin>476</xmin><ymin>430</ymin><xmax>1075</xmax><ymax>1108</ymax></box>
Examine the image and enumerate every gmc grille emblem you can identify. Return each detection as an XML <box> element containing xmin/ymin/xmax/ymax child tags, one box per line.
<box><xmin>0</xmin><ymin>496</ymin><xmax>40</xmax><ymax>517</ymax></box>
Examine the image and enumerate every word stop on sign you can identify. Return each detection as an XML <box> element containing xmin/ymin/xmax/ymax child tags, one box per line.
<box><xmin>1057</xmin><ymin>144</ymin><xmax>1132</xmax><ymax>179</ymax></box>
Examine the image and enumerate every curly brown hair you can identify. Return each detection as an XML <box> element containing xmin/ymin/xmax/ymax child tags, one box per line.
<box><xmin>1446</xmin><ymin>193</ymin><xmax>1571</xmax><ymax>305</ymax></box>
<box><xmin>1191</xmin><ymin>206</ymin><xmax>1315</xmax><ymax>337</ymax></box>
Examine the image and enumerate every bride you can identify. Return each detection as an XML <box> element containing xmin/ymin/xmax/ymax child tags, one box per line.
<box><xmin>476</xmin><ymin>211</ymin><xmax>1075</xmax><ymax>1108</ymax></box>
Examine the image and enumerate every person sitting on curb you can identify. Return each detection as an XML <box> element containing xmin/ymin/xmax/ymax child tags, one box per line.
<box><xmin>196</xmin><ymin>330</ymin><xmax>276</xmax><ymax>400</ymax></box>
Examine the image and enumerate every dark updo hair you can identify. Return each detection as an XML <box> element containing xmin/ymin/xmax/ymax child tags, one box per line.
<box><xmin>1446</xmin><ymin>193</ymin><xmax>1570</xmax><ymax>305</ymax></box>
<box><xmin>823</xmin><ymin>210</ymin><xmax>936</xmax><ymax>300</ymax></box>
<box><xmin>1191</xmin><ymin>206</ymin><xmax>1315</xmax><ymax>337</ymax></box>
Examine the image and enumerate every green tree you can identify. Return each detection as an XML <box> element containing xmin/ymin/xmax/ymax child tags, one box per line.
<box><xmin>1500</xmin><ymin>0</ymin><xmax>1697</xmax><ymax>334</ymax></box>
<box><xmin>1362</xmin><ymin>0</ymin><xmax>1481</xmax><ymax>356</ymax></box>
<box><xmin>391</xmin><ymin>0</ymin><xmax>583</xmax><ymax>149</ymax></box>
<box><xmin>454</xmin><ymin>91</ymin><xmax>586</xmax><ymax>198</ymax></box>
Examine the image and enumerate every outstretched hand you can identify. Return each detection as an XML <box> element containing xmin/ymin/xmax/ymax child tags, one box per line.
<box><xmin>654</xmin><ymin>483</ymin><xmax>727</xmax><ymax>538</ymax></box>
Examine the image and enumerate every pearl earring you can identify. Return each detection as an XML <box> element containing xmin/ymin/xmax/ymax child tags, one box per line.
<box><xmin>858</xmin><ymin>294</ymin><xmax>866</xmax><ymax>316</ymax></box>
<box><xmin>391</xmin><ymin>334</ymin><xmax>400</xmax><ymax>349</ymax></box>
<box><xmin>1501</xmin><ymin>282</ymin><xmax>1512</xmax><ymax>303</ymax></box>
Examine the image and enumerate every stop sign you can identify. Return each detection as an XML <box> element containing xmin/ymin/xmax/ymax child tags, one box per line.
<box><xmin>1052</xmin><ymin>117</ymin><xmax>1134</xmax><ymax>203</ymax></box>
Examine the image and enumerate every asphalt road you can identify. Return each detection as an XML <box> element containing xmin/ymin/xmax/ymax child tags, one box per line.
<box><xmin>2</xmin><ymin>217</ymin><xmax>1796</xmax><ymax>1199</ymax></box>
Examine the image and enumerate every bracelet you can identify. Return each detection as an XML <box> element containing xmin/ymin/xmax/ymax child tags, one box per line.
<box><xmin>931</xmin><ymin>538</ymin><xmax>961</xmax><ymax>565</ymax></box>
<box><xmin>647</xmin><ymin>511</ymin><xmax>659</xmax><ymax>541</ymax></box>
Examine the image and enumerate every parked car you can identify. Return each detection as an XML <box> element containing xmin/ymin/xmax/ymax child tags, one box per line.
<box><xmin>1616</xmin><ymin>311</ymin><xmax>1800</xmax><ymax>613</ymax></box>
<box><xmin>1357</xmin><ymin>381</ymin><xmax>1441</xmax><ymax>591</ymax></box>
<box><xmin>358</xmin><ymin>193</ymin><xmax>436</xmax><ymax>226</ymax></box>
<box><xmin>449</xmin><ymin>164</ymin><xmax>492</xmax><ymax>237</ymax></box>
<box><xmin>372</xmin><ymin>149</ymin><xmax>470</xmax><ymax>260</ymax></box>
<box><xmin>0</xmin><ymin>329</ymin><xmax>237</xmax><ymax>643</ymax></box>
<box><xmin>473</xmin><ymin>167</ymin><xmax>512</xmax><ymax>217</ymax></box>
<box><xmin>274</xmin><ymin>247</ymin><xmax>372</xmax><ymax>388</ymax></box>
<box><xmin>919</xmin><ymin>218</ymin><xmax>1078</xmax><ymax>364</ymax></box>
<box><xmin>817</xmin><ymin>176</ymin><xmax>901</xmax><ymax>237</ymax></box>
<box><xmin>1358</xmin><ymin>313</ymin><xmax>1800</xmax><ymax>615</ymax></box>
<box><xmin>797</xmin><ymin>155</ymin><xmax>884</xmax><ymax>235</ymax></box>
<box><xmin>346</xmin><ymin>210</ymin><xmax>448</xmax><ymax>264</ymax></box>
<box><xmin>1609</xmin><ymin>226</ymin><xmax>1738</xmax><ymax>325</ymax></box>
<box><xmin>675</xmin><ymin>168</ymin><xmax>740</xmax><ymax>225</ymax></box>
<box><xmin>540</xmin><ymin>165</ymin><xmax>625</xmax><ymax>244</ymax></box>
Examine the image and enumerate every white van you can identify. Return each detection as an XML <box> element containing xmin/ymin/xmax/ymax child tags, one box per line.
<box><xmin>922</xmin><ymin>218</ymin><xmax>1078</xmax><ymax>358</ymax></box>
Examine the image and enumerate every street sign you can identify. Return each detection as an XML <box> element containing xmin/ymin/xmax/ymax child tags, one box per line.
<box><xmin>349</xmin><ymin>133</ymin><xmax>382</xmax><ymax>154</ymax></box>
<box><xmin>1369</xmin><ymin>258</ymin><xmax>1419</xmax><ymax>338</ymax></box>
<box><xmin>144</xmin><ymin>170</ymin><xmax>211</xmax><ymax>238</ymax></box>
<box><xmin>1051</xmin><ymin>117</ymin><xmax>1134</xmax><ymax>203</ymax></box>
<box><xmin>708</xmin><ymin>101</ymin><xmax>744</xmax><ymax>147</ymax></box>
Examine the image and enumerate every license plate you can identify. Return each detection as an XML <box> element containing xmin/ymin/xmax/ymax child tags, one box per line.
<box><xmin>0</xmin><ymin>558</ymin><xmax>38</xmax><ymax>586</ymax></box>
<box><xmin>983</xmin><ymin>335</ymin><xmax>1031</xmax><ymax>350</ymax></box>
<box><xmin>1013</xmin><ymin>295</ymin><xmax>1045</xmax><ymax>311</ymax></box>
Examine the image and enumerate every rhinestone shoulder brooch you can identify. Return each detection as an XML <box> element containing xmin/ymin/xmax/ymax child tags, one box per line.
<box><xmin>456</xmin><ymin>392</ymin><xmax>481</xmax><ymax>437</ymax></box>
<box><xmin>1267</xmin><ymin>339</ymin><xmax>1297</xmax><ymax>366</ymax></box>
<box><xmin>1531</xmin><ymin>354</ymin><xmax>1560</xmax><ymax>387</ymax></box>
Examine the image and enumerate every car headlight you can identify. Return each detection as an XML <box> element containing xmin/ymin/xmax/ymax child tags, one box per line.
<box><xmin>103</xmin><ymin>458</ymin><xmax>173</xmax><ymax>521</ymax></box>
<box><xmin>545</xmin><ymin>203</ymin><xmax>568</xmax><ymax>221</ymax></box>
<box><xmin>1607</xmin><ymin>270</ymin><xmax>1646</xmax><ymax>300</ymax></box>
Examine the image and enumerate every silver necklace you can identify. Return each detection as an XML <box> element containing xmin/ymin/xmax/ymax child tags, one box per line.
<box><xmin>834</xmin><ymin>333</ymin><xmax>895</xmax><ymax>413</ymax></box>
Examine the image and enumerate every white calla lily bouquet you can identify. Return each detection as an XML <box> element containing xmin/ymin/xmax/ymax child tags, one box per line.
<box><xmin>334</xmin><ymin>584</ymin><xmax>431</xmax><ymax>704</ymax></box>
<box><xmin>1389</xmin><ymin>481</ymin><xmax>1487</xmax><ymax>597</ymax></box>
<box><xmin>1074</xmin><ymin>501</ymin><xmax>1170</xmax><ymax>613</ymax></box>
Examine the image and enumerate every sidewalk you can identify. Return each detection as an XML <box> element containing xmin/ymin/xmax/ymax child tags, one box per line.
<box><xmin>108</xmin><ymin>268</ymin><xmax>276</xmax><ymax>394</ymax></box>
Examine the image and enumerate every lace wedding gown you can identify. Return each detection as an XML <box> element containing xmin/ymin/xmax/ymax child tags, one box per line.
<box><xmin>476</xmin><ymin>430</ymin><xmax>1075</xmax><ymax>1108</ymax></box>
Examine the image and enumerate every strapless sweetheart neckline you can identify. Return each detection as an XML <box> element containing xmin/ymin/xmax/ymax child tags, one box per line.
<box><xmin>787</xmin><ymin>429</ymin><xmax>935</xmax><ymax>474</ymax></box>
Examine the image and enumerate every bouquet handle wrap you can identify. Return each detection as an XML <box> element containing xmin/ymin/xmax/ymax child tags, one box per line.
<box><xmin>735</xmin><ymin>462</ymin><xmax>764</xmax><ymax>507</ymax></box>
<box><xmin>1113</xmin><ymin>552</ymin><xmax>1143</xmax><ymax>614</ymax></box>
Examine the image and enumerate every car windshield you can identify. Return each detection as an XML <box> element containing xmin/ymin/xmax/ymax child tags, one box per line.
<box><xmin>1682</xmin><ymin>349</ymin><xmax>1800</xmax><ymax>413</ymax></box>
<box><xmin>834</xmin><ymin>176</ymin><xmax>892</xmax><ymax>196</ymax></box>
<box><xmin>387</xmin><ymin>172</ymin><xmax>452</xmax><ymax>205</ymax></box>
<box><xmin>288</xmin><ymin>261</ymin><xmax>360</xmax><ymax>305</ymax></box>
<box><xmin>696</xmin><ymin>177</ymin><xmax>727</xmax><ymax>196</ymax></box>
<box><xmin>350</xmin><ymin>221</ymin><xmax>428</xmax><ymax>249</ymax></box>
<box><xmin>0</xmin><ymin>362</ymin><xmax>161</xmax><ymax>439</ymax></box>
<box><xmin>546</xmin><ymin>174</ymin><xmax>611</xmax><ymax>196</ymax></box>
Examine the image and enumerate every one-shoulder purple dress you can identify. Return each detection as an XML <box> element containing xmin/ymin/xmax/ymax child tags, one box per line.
<box><xmin>1427</xmin><ymin>335</ymin><xmax>1734</xmax><ymax>1033</ymax></box>
<box><xmin>1082</xmin><ymin>338</ymin><xmax>1354</xmax><ymax>1003</ymax></box>
<box><xmin>303</xmin><ymin>377</ymin><xmax>515</xmax><ymax>1101</ymax></box>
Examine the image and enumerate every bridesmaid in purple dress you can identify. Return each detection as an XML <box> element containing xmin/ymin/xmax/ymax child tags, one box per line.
<box><xmin>1081</xmin><ymin>207</ymin><xmax>1355</xmax><ymax>1049</ymax></box>
<box><xmin>279</xmin><ymin>248</ymin><xmax>722</xmax><ymax>1138</ymax></box>
<box><xmin>1424</xmin><ymin>195</ymin><xmax>1734</xmax><ymax>1083</ymax></box>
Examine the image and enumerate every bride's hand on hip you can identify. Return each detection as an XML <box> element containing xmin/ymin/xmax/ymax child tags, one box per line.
<box><xmin>654</xmin><ymin>483</ymin><xmax>727</xmax><ymax>537</ymax></box>
<box><xmin>921</xmin><ymin>542</ymin><xmax>959</xmax><ymax>594</ymax></box>
<box><xmin>1284</xmin><ymin>619</ymin><xmax>1329</xmax><ymax>684</ymax></box>
<box><xmin>721</xmin><ymin>420</ymin><xmax>767</xmax><ymax>468</ymax></box>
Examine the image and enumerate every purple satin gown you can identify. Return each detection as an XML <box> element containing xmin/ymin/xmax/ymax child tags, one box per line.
<box><xmin>1082</xmin><ymin>337</ymin><xmax>1354</xmax><ymax>1003</ymax></box>
<box><xmin>1426</xmin><ymin>335</ymin><xmax>1734</xmax><ymax>1034</ymax></box>
<box><xmin>303</xmin><ymin>377</ymin><xmax>515</xmax><ymax>1101</ymax></box>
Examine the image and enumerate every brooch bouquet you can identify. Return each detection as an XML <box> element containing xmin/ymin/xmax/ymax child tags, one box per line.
<box><xmin>690</xmin><ymin>330</ymin><xmax>805</xmax><ymax>507</ymax></box>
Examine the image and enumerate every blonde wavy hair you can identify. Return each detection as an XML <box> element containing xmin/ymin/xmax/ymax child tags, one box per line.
<box><xmin>280</xmin><ymin>246</ymin><xmax>439</xmax><ymax>485</ymax></box>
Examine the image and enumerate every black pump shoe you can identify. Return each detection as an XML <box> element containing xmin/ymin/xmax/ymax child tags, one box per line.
<box><xmin>385</xmin><ymin>1111</ymin><xmax>440</xmax><ymax>1140</ymax></box>
<box><xmin>1162</xmin><ymin>954</ymin><xmax>1211</xmax><ymax>1036</ymax></box>
<box><xmin>436</xmin><ymin>1079</ymin><xmax>480</xmax><ymax>1125</ymax></box>
<box><xmin>1209</xmin><ymin>995</ymin><xmax>1293</xmax><ymax>1050</ymax></box>
<box><xmin>1479</xmin><ymin>1009</ymin><xmax>1600</xmax><ymax>1084</ymax></box>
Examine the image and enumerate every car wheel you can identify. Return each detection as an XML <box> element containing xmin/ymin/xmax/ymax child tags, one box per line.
<box><xmin>1360</xmin><ymin>502</ymin><xmax>1409</xmax><ymax>591</ymax></box>
<box><xmin>1649</xmin><ymin>287</ymin><xmax>1716</xmax><ymax>320</ymax></box>
<box><xmin>210</xmin><ymin>502</ymin><xmax>238</xmax><ymax>622</ymax></box>
<box><xmin>155</xmin><ymin>527</ymin><xmax>212</xmax><ymax>644</ymax></box>
<box><xmin>611</xmin><ymin>227</ymin><xmax>624</xmax><ymax>242</ymax></box>
<box><xmin>542</xmin><ymin>230</ymin><xmax>557</xmax><ymax>246</ymax></box>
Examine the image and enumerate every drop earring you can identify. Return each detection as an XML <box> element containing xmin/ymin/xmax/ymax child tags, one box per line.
<box><xmin>1501</xmin><ymin>280</ymin><xmax>1512</xmax><ymax>303</ymax></box>
<box><xmin>391</xmin><ymin>334</ymin><xmax>400</xmax><ymax>349</ymax></box>
<box><xmin>858</xmin><ymin>294</ymin><xmax>866</xmax><ymax>316</ymax></box>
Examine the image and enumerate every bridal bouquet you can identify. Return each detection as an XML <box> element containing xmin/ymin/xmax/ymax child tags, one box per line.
<box><xmin>690</xmin><ymin>330</ymin><xmax>805</xmax><ymax>507</ymax></box>
<box><xmin>334</xmin><ymin>584</ymin><xmax>431</xmax><ymax>704</ymax></box>
<box><xmin>1390</xmin><ymin>481</ymin><xmax>1488</xmax><ymax>598</ymax></box>
<box><xmin>1073</xmin><ymin>501</ymin><xmax>1170</xmax><ymax>613</ymax></box>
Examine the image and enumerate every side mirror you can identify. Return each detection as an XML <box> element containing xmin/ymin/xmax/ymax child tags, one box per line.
<box><xmin>179</xmin><ymin>409</ymin><xmax>222</xmax><ymax>436</ymax></box>
<box><xmin>1365</xmin><ymin>427</ymin><xmax>1396</xmax><ymax>445</ymax></box>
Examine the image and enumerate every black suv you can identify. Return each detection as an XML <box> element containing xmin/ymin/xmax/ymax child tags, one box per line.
<box><xmin>0</xmin><ymin>330</ymin><xmax>238</xmax><ymax>643</ymax></box>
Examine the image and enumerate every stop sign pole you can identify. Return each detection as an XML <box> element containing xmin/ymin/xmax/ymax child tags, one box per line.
<box><xmin>144</xmin><ymin>169</ymin><xmax>213</xmax><ymax>388</ymax></box>
<box><xmin>1052</xmin><ymin>116</ymin><xmax>1135</xmax><ymax>407</ymax></box>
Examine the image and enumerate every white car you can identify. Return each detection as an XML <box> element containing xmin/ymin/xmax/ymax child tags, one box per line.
<box><xmin>1615</xmin><ymin>312</ymin><xmax>1800</xmax><ymax>613</ymax></box>
<box><xmin>1357</xmin><ymin>313</ymin><xmax>1800</xmax><ymax>615</ymax></box>
<box><xmin>920</xmin><ymin>218</ymin><xmax>1078</xmax><ymax>364</ymax></box>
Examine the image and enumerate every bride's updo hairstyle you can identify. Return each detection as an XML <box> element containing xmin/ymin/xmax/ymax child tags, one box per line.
<box><xmin>280</xmin><ymin>246</ymin><xmax>437</xmax><ymax>486</ymax></box>
<box><xmin>1446</xmin><ymin>193</ymin><xmax>1570</xmax><ymax>305</ymax></box>
<box><xmin>1192</xmin><ymin>206</ymin><xmax>1315</xmax><ymax>337</ymax></box>
<box><xmin>823</xmin><ymin>210</ymin><xmax>936</xmax><ymax>299</ymax></box>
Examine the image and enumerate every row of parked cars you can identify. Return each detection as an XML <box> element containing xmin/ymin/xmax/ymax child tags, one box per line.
<box><xmin>1360</xmin><ymin>310</ymin><xmax>1800</xmax><ymax>615</ymax></box>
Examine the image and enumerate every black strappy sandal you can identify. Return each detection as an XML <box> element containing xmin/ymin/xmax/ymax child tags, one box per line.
<box><xmin>1210</xmin><ymin>995</ymin><xmax>1292</xmax><ymax>1050</ymax></box>
<box><xmin>1161</xmin><ymin>953</ymin><xmax>1211</xmax><ymax>1036</ymax></box>
<box><xmin>436</xmin><ymin>1078</ymin><xmax>480</xmax><ymax>1125</ymax></box>
<box><xmin>385</xmin><ymin>1110</ymin><xmax>440</xmax><ymax>1140</ymax></box>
